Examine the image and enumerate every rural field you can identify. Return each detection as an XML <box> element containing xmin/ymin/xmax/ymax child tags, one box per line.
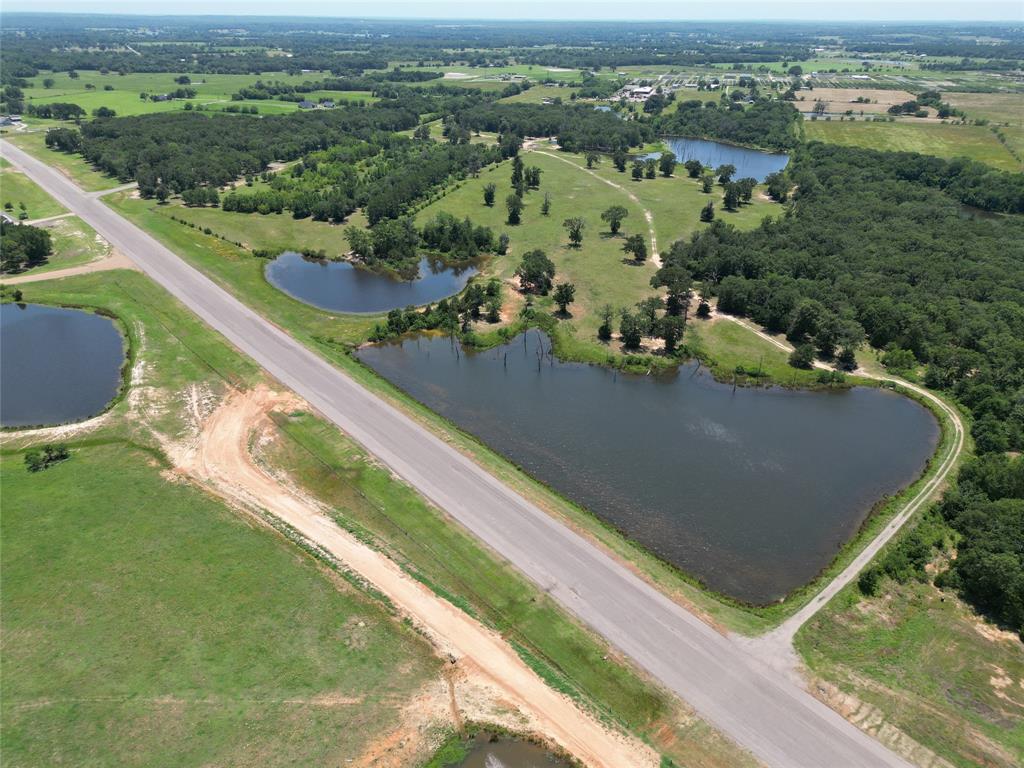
<box><xmin>3</xmin><ymin>13</ymin><xmax>1023</xmax><ymax>768</ymax></box>
<box><xmin>803</xmin><ymin>119</ymin><xmax>1022</xmax><ymax>171</ymax></box>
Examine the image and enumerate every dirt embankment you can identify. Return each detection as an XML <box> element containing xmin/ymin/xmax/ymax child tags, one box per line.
<box><xmin>168</xmin><ymin>386</ymin><xmax>658</xmax><ymax>768</ymax></box>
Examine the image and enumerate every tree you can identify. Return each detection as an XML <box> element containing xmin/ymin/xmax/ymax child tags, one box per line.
<box><xmin>701</xmin><ymin>176</ymin><xmax>714</xmax><ymax>193</ymax></box>
<box><xmin>586</xmin><ymin>152</ymin><xmax>599</xmax><ymax>169</ymax></box>
<box><xmin>413</xmin><ymin>124</ymin><xmax>431</xmax><ymax>140</ymax></box>
<box><xmin>43</xmin><ymin>78</ymin><xmax>55</xmax><ymax>89</ymax></box>
<box><xmin>645</xmin><ymin>159</ymin><xmax>657</xmax><ymax>179</ymax></box>
<box><xmin>515</xmin><ymin>249</ymin><xmax>556</xmax><ymax>294</ymax></box>
<box><xmin>598</xmin><ymin>304</ymin><xmax>615</xmax><ymax>341</ymax></box>
<box><xmin>658</xmin><ymin>315</ymin><xmax>687</xmax><ymax>353</ymax></box>
<box><xmin>526</xmin><ymin>166</ymin><xmax>542</xmax><ymax>189</ymax></box>
<box><xmin>619</xmin><ymin>311</ymin><xmax>643</xmax><ymax>350</ymax></box>
<box><xmin>622</xmin><ymin>234</ymin><xmax>647</xmax><ymax>262</ymax></box>
<box><xmin>613</xmin><ymin>149</ymin><xmax>627</xmax><ymax>172</ymax></box>
<box><xmin>483</xmin><ymin>182</ymin><xmax>496</xmax><ymax>207</ymax></box>
<box><xmin>497</xmin><ymin>232</ymin><xmax>510</xmax><ymax>254</ymax></box>
<box><xmin>553</xmin><ymin>282</ymin><xmax>576</xmax><ymax>315</ymax></box>
<box><xmin>563</xmin><ymin>217</ymin><xmax>585</xmax><ymax>247</ymax></box>
<box><xmin>789</xmin><ymin>343</ymin><xmax>816</xmax><ymax>369</ymax></box>
<box><xmin>601</xmin><ymin>205</ymin><xmax>628</xmax><ymax>234</ymax></box>
<box><xmin>631</xmin><ymin>161</ymin><xmax>644</xmax><ymax>181</ymax></box>
<box><xmin>506</xmin><ymin>194</ymin><xmax>523</xmax><ymax>225</ymax></box>
<box><xmin>716</xmin><ymin>164</ymin><xmax>736</xmax><ymax>184</ymax></box>
<box><xmin>684</xmin><ymin>159</ymin><xmax>703</xmax><ymax>178</ymax></box>
<box><xmin>92</xmin><ymin>106</ymin><xmax>116</xmax><ymax>118</ymax></box>
<box><xmin>736</xmin><ymin>177</ymin><xmax>757</xmax><ymax>203</ymax></box>
<box><xmin>700</xmin><ymin>201</ymin><xmax>715</xmax><ymax>222</ymax></box>
<box><xmin>541</xmin><ymin>193</ymin><xmax>551</xmax><ymax>216</ymax></box>
<box><xmin>723</xmin><ymin>183</ymin><xmax>740</xmax><ymax>211</ymax></box>
<box><xmin>651</xmin><ymin>264</ymin><xmax>692</xmax><ymax>317</ymax></box>
<box><xmin>658</xmin><ymin>151</ymin><xmax>677</xmax><ymax>177</ymax></box>
<box><xmin>511</xmin><ymin>155</ymin><xmax>524</xmax><ymax>189</ymax></box>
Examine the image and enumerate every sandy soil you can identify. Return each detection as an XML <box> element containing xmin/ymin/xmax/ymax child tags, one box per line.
<box><xmin>0</xmin><ymin>248</ymin><xmax>138</xmax><ymax>285</ymax></box>
<box><xmin>169</xmin><ymin>386</ymin><xmax>658</xmax><ymax>768</ymax></box>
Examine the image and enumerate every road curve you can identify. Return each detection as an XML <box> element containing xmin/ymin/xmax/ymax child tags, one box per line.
<box><xmin>2</xmin><ymin>138</ymin><xmax>913</xmax><ymax>768</ymax></box>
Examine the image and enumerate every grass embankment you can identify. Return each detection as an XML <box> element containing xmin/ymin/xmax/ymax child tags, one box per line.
<box><xmin>263</xmin><ymin>407</ymin><xmax>755</xmax><ymax>767</ymax></box>
<box><xmin>1</xmin><ymin>272</ymin><xmax>437</xmax><ymax>766</ymax></box>
<box><xmin>796</xmin><ymin>575</ymin><xmax>1024</xmax><ymax>767</ymax></box>
<box><xmin>803</xmin><ymin>119</ymin><xmax>1022</xmax><ymax>172</ymax></box>
<box><xmin>5</xmin><ymin>130</ymin><xmax>119</xmax><ymax>192</ymax></box>
<box><xmin>687</xmin><ymin>317</ymin><xmax>821</xmax><ymax>387</ymax></box>
<box><xmin>0</xmin><ymin>158</ymin><xmax>66</xmax><ymax>219</ymax></box>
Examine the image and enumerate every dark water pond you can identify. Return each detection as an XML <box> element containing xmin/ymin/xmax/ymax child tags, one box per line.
<box><xmin>1</xmin><ymin>303</ymin><xmax>125</xmax><ymax>428</ymax></box>
<box><xmin>649</xmin><ymin>137</ymin><xmax>789</xmax><ymax>182</ymax></box>
<box><xmin>358</xmin><ymin>332</ymin><xmax>939</xmax><ymax>603</ymax></box>
<box><xmin>265</xmin><ymin>251</ymin><xmax>477</xmax><ymax>314</ymax></box>
<box><xmin>449</xmin><ymin>735</ymin><xmax>571</xmax><ymax>767</ymax></box>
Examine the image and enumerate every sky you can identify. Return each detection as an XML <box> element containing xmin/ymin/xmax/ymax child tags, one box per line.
<box><xmin>2</xmin><ymin>1</ymin><xmax>1021</xmax><ymax>21</ymax></box>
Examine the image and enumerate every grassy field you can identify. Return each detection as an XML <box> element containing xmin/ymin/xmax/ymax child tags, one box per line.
<box><xmin>166</xmin><ymin>200</ymin><xmax>363</xmax><ymax>258</ymax></box>
<box><xmin>24</xmin><ymin>216</ymin><xmax>113</xmax><ymax>275</ymax></box>
<box><xmin>797</xmin><ymin>577</ymin><xmax>1024</xmax><ymax>768</ymax></box>
<box><xmin>498</xmin><ymin>84</ymin><xmax>575</xmax><ymax>103</ymax></box>
<box><xmin>942</xmin><ymin>92</ymin><xmax>1024</xmax><ymax>126</ymax></box>
<box><xmin>1</xmin><ymin>270</ymin><xmax>441</xmax><ymax>765</ymax></box>
<box><xmin>2</xmin><ymin>441</ymin><xmax>437</xmax><ymax>767</ymax></box>
<box><xmin>687</xmin><ymin>317</ymin><xmax>820</xmax><ymax>387</ymax></box>
<box><xmin>0</xmin><ymin>159</ymin><xmax>66</xmax><ymax>219</ymax></box>
<box><xmin>804</xmin><ymin>119</ymin><xmax>1022</xmax><ymax>171</ymax></box>
<box><xmin>4</xmin><ymin>130</ymin><xmax>119</xmax><ymax>192</ymax></box>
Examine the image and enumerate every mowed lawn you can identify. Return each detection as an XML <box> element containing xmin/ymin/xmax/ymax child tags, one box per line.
<box><xmin>1</xmin><ymin>442</ymin><xmax>437</xmax><ymax>767</ymax></box>
<box><xmin>0</xmin><ymin>158</ymin><xmax>66</xmax><ymax>219</ymax></box>
<box><xmin>416</xmin><ymin>152</ymin><xmax>659</xmax><ymax>350</ymax></box>
<box><xmin>804</xmin><ymin>119</ymin><xmax>1021</xmax><ymax>171</ymax></box>
<box><xmin>4</xmin><ymin>131</ymin><xmax>119</xmax><ymax>192</ymax></box>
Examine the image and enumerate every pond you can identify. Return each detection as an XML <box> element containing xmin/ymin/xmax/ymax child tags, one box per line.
<box><xmin>650</xmin><ymin>137</ymin><xmax>789</xmax><ymax>182</ymax></box>
<box><xmin>265</xmin><ymin>251</ymin><xmax>478</xmax><ymax>314</ymax></box>
<box><xmin>357</xmin><ymin>331</ymin><xmax>939</xmax><ymax>604</ymax></box>
<box><xmin>447</xmin><ymin>735</ymin><xmax>571</xmax><ymax>767</ymax></box>
<box><xmin>1</xmin><ymin>303</ymin><xmax>125</xmax><ymax>428</ymax></box>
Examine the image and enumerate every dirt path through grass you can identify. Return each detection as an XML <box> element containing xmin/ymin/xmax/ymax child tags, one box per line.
<box><xmin>531</xmin><ymin>149</ymin><xmax>661</xmax><ymax>265</ymax></box>
<box><xmin>171</xmin><ymin>385</ymin><xmax>659</xmax><ymax>768</ymax></box>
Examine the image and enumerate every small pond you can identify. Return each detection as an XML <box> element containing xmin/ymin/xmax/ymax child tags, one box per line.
<box><xmin>1</xmin><ymin>303</ymin><xmax>125</xmax><ymax>428</ymax></box>
<box><xmin>358</xmin><ymin>331</ymin><xmax>939</xmax><ymax>604</ymax></box>
<box><xmin>648</xmin><ymin>137</ymin><xmax>789</xmax><ymax>182</ymax></box>
<box><xmin>265</xmin><ymin>251</ymin><xmax>478</xmax><ymax>314</ymax></box>
<box><xmin>448</xmin><ymin>735</ymin><xmax>571</xmax><ymax>767</ymax></box>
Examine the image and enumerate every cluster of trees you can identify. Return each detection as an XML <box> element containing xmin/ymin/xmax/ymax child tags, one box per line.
<box><xmin>653</xmin><ymin>100</ymin><xmax>800</xmax><ymax>151</ymax></box>
<box><xmin>661</xmin><ymin>142</ymin><xmax>1024</xmax><ymax>453</ymax></box>
<box><xmin>25</xmin><ymin>101</ymin><xmax>85</xmax><ymax>120</ymax></box>
<box><xmin>24</xmin><ymin>443</ymin><xmax>71</xmax><ymax>473</ymax></box>
<box><xmin>0</xmin><ymin>220</ymin><xmax>52</xmax><ymax>273</ymax></box>
<box><xmin>369</xmin><ymin>278</ymin><xmax>504</xmax><ymax>341</ymax></box>
<box><xmin>419</xmin><ymin>212</ymin><xmax>496</xmax><ymax>261</ymax></box>
<box><xmin>180</xmin><ymin>187</ymin><xmax>220</xmax><ymax>207</ymax></box>
<box><xmin>47</xmin><ymin>105</ymin><xmax>421</xmax><ymax>195</ymax></box>
<box><xmin>453</xmin><ymin>103</ymin><xmax>650</xmax><ymax>152</ymax></box>
<box><xmin>935</xmin><ymin>454</ymin><xmax>1023</xmax><ymax>634</ymax></box>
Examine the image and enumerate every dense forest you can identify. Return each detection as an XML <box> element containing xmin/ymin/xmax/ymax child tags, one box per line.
<box><xmin>45</xmin><ymin>105</ymin><xmax>421</xmax><ymax>193</ymax></box>
<box><xmin>653</xmin><ymin>100</ymin><xmax>801</xmax><ymax>151</ymax></box>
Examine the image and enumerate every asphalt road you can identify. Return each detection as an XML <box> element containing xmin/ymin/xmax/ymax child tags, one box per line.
<box><xmin>2</xmin><ymin>139</ymin><xmax>913</xmax><ymax>768</ymax></box>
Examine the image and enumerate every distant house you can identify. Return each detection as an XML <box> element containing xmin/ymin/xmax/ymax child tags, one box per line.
<box><xmin>152</xmin><ymin>93</ymin><xmax>170</xmax><ymax>102</ymax></box>
<box><xmin>298</xmin><ymin>100</ymin><xmax>316</xmax><ymax>109</ymax></box>
<box><xmin>320</xmin><ymin>100</ymin><xmax>335</xmax><ymax>109</ymax></box>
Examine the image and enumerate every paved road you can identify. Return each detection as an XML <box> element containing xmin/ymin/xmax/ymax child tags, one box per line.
<box><xmin>2</xmin><ymin>139</ymin><xmax>912</xmax><ymax>768</ymax></box>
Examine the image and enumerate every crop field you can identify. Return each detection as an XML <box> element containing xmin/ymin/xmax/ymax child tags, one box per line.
<box><xmin>794</xmin><ymin>88</ymin><xmax>922</xmax><ymax>114</ymax></box>
<box><xmin>797</xmin><ymin>577</ymin><xmax>1024</xmax><ymax>768</ymax></box>
<box><xmin>942</xmin><ymin>92</ymin><xmax>1024</xmax><ymax>125</ymax></box>
<box><xmin>803</xmin><ymin>119</ymin><xmax>1021</xmax><ymax>171</ymax></box>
